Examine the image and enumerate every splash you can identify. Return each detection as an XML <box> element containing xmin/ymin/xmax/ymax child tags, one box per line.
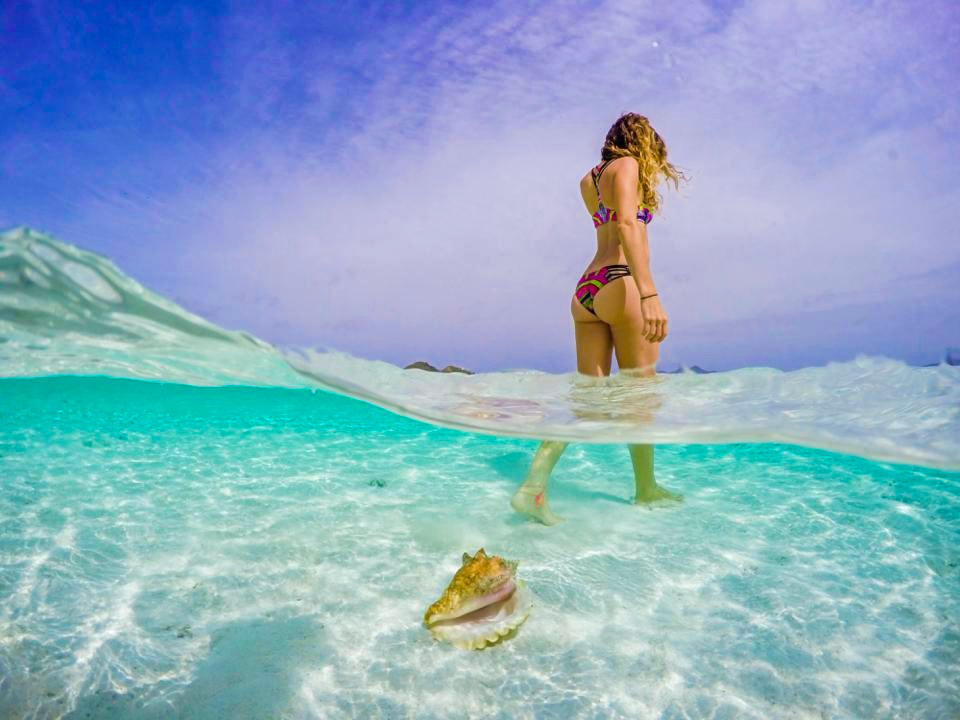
<box><xmin>2</xmin><ymin>227</ymin><xmax>958</xmax><ymax>469</ymax></box>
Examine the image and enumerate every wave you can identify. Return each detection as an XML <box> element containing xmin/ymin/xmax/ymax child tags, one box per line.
<box><xmin>2</xmin><ymin>226</ymin><xmax>958</xmax><ymax>470</ymax></box>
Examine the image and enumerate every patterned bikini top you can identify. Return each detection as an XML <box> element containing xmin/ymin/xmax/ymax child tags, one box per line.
<box><xmin>591</xmin><ymin>160</ymin><xmax>653</xmax><ymax>228</ymax></box>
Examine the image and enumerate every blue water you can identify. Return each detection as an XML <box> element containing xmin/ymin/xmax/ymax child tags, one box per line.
<box><xmin>2</xmin><ymin>229</ymin><xmax>959</xmax><ymax>718</ymax></box>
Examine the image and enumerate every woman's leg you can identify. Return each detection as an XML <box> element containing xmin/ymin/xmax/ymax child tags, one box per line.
<box><xmin>606</xmin><ymin>287</ymin><xmax>682</xmax><ymax>505</ymax></box>
<box><xmin>511</xmin><ymin>307</ymin><xmax>612</xmax><ymax>524</ymax></box>
<box><xmin>511</xmin><ymin>440</ymin><xmax>568</xmax><ymax>525</ymax></box>
<box><xmin>570</xmin><ymin>300</ymin><xmax>613</xmax><ymax>376</ymax></box>
<box><xmin>628</xmin><ymin>443</ymin><xmax>682</xmax><ymax>504</ymax></box>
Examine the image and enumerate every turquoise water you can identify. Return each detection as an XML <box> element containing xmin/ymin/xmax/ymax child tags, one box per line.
<box><xmin>2</xmin><ymin>377</ymin><xmax>959</xmax><ymax>718</ymax></box>
<box><xmin>2</xmin><ymin>228</ymin><xmax>960</xmax><ymax>718</ymax></box>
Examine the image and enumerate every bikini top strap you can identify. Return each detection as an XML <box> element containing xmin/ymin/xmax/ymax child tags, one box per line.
<box><xmin>592</xmin><ymin>159</ymin><xmax>614</xmax><ymax>200</ymax></box>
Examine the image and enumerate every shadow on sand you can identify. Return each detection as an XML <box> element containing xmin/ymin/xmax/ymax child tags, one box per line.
<box><xmin>64</xmin><ymin>615</ymin><xmax>328</xmax><ymax>720</ymax></box>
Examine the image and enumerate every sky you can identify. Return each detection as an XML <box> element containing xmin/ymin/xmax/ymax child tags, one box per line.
<box><xmin>2</xmin><ymin>0</ymin><xmax>958</xmax><ymax>372</ymax></box>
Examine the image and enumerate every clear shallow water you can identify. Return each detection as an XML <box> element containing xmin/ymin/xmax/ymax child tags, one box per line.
<box><xmin>1</xmin><ymin>227</ymin><xmax>960</xmax><ymax>718</ymax></box>
<box><xmin>1</xmin><ymin>377</ymin><xmax>959</xmax><ymax>719</ymax></box>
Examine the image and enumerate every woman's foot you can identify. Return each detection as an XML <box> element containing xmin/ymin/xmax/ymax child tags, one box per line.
<box><xmin>511</xmin><ymin>486</ymin><xmax>565</xmax><ymax>525</ymax></box>
<box><xmin>628</xmin><ymin>444</ymin><xmax>680</xmax><ymax>507</ymax></box>
<box><xmin>634</xmin><ymin>484</ymin><xmax>683</xmax><ymax>505</ymax></box>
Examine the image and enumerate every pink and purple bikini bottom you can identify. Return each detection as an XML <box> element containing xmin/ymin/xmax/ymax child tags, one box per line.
<box><xmin>574</xmin><ymin>264</ymin><xmax>631</xmax><ymax>316</ymax></box>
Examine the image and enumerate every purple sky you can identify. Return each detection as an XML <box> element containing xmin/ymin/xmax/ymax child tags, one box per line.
<box><xmin>2</xmin><ymin>1</ymin><xmax>959</xmax><ymax>372</ymax></box>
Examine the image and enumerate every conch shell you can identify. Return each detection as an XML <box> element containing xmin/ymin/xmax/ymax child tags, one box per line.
<box><xmin>423</xmin><ymin>548</ymin><xmax>533</xmax><ymax>650</ymax></box>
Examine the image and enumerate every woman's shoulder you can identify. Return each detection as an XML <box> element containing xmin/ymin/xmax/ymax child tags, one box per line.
<box><xmin>580</xmin><ymin>156</ymin><xmax>637</xmax><ymax>188</ymax></box>
<box><xmin>605</xmin><ymin>155</ymin><xmax>638</xmax><ymax>170</ymax></box>
<box><xmin>603</xmin><ymin>156</ymin><xmax>639</xmax><ymax>181</ymax></box>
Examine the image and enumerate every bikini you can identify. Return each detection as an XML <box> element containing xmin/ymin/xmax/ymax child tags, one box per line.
<box><xmin>574</xmin><ymin>160</ymin><xmax>653</xmax><ymax>316</ymax></box>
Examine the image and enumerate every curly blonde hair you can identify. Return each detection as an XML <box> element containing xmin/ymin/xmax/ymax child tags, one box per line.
<box><xmin>601</xmin><ymin>113</ymin><xmax>686</xmax><ymax>214</ymax></box>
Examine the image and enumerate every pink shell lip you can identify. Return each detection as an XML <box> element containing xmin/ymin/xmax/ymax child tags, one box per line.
<box><xmin>425</xmin><ymin>579</ymin><xmax>517</xmax><ymax>626</ymax></box>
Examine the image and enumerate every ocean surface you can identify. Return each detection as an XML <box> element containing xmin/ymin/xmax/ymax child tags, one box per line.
<box><xmin>1</xmin><ymin>227</ymin><xmax>959</xmax><ymax>719</ymax></box>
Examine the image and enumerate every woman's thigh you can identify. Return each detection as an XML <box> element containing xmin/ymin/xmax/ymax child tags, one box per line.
<box><xmin>610</xmin><ymin>317</ymin><xmax>658</xmax><ymax>374</ymax></box>
<box><xmin>593</xmin><ymin>277</ymin><xmax>659</xmax><ymax>374</ymax></box>
<box><xmin>571</xmin><ymin>296</ymin><xmax>613</xmax><ymax>376</ymax></box>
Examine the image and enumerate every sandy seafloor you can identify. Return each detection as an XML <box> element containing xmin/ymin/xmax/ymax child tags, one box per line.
<box><xmin>1</xmin><ymin>376</ymin><xmax>958</xmax><ymax>719</ymax></box>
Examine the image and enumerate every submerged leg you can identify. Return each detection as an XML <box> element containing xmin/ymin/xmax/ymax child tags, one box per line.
<box><xmin>511</xmin><ymin>440</ymin><xmax>568</xmax><ymax>525</ymax></box>
<box><xmin>629</xmin><ymin>444</ymin><xmax>682</xmax><ymax>505</ymax></box>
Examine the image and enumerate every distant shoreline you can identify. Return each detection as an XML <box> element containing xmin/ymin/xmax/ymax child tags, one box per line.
<box><xmin>404</xmin><ymin>348</ymin><xmax>960</xmax><ymax>375</ymax></box>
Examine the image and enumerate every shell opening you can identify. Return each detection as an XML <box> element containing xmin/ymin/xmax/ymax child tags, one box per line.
<box><xmin>425</xmin><ymin>578</ymin><xmax>517</xmax><ymax>626</ymax></box>
<box><xmin>427</xmin><ymin>581</ymin><xmax>533</xmax><ymax>650</ymax></box>
<box><xmin>427</xmin><ymin>582</ymin><xmax>517</xmax><ymax>628</ymax></box>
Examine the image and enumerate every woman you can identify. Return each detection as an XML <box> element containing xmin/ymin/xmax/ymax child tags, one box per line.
<box><xmin>511</xmin><ymin>113</ymin><xmax>685</xmax><ymax>525</ymax></box>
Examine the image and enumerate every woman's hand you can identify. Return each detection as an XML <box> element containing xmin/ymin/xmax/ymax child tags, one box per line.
<box><xmin>640</xmin><ymin>295</ymin><xmax>668</xmax><ymax>343</ymax></box>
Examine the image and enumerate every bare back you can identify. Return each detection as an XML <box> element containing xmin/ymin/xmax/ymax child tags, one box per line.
<box><xmin>577</xmin><ymin>157</ymin><xmax>644</xmax><ymax>274</ymax></box>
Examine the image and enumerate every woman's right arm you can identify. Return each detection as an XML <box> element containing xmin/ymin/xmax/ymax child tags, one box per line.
<box><xmin>612</xmin><ymin>159</ymin><xmax>668</xmax><ymax>343</ymax></box>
